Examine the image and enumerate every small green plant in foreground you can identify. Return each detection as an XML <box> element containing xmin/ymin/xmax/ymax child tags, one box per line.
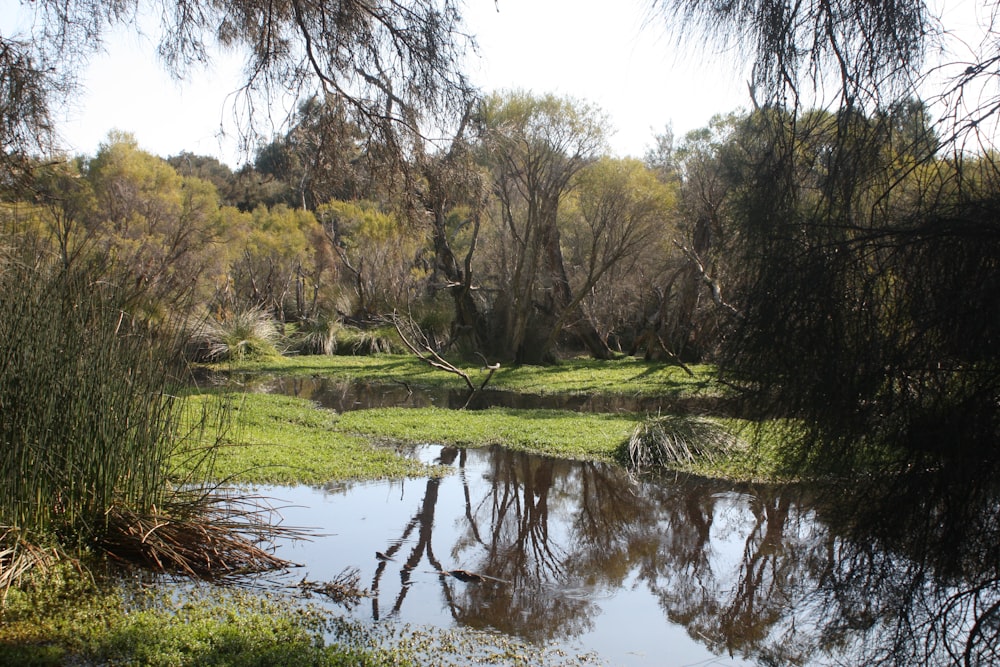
<box><xmin>0</xmin><ymin>563</ymin><xmax>598</xmax><ymax>667</ymax></box>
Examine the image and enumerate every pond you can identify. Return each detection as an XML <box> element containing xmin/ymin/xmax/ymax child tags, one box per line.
<box><xmin>248</xmin><ymin>444</ymin><xmax>1000</xmax><ymax>667</ymax></box>
<box><xmin>257</xmin><ymin>374</ymin><xmax>728</xmax><ymax>414</ymax></box>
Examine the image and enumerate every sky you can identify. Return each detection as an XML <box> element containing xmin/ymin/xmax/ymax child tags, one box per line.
<box><xmin>2</xmin><ymin>0</ymin><xmax>989</xmax><ymax>166</ymax></box>
<box><xmin>5</xmin><ymin>0</ymin><xmax>751</xmax><ymax>166</ymax></box>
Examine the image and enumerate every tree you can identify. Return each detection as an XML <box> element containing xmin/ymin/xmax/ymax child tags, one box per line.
<box><xmin>475</xmin><ymin>90</ymin><xmax>612</xmax><ymax>363</ymax></box>
<box><xmin>1</xmin><ymin>0</ymin><xmax>474</xmax><ymax>187</ymax></box>
<box><xmin>652</xmin><ymin>2</ymin><xmax>1000</xmax><ymax>473</ymax></box>
<box><xmin>317</xmin><ymin>199</ymin><xmax>424</xmax><ymax>320</ymax></box>
<box><xmin>642</xmin><ymin>115</ymin><xmax>742</xmax><ymax>362</ymax></box>
<box><xmin>561</xmin><ymin>157</ymin><xmax>678</xmax><ymax>356</ymax></box>
<box><xmin>85</xmin><ymin>132</ymin><xmax>228</xmax><ymax>314</ymax></box>
<box><xmin>650</xmin><ymin>0</ymin><xmax>928</xmax><ymax>110</ymax></box>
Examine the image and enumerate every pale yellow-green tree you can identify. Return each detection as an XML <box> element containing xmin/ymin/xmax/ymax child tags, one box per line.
<box><xmin>85</xmin><ymin>132</ymin><xmax>228</xmax><ymax>315</ymax></box>
<box><xmin>475</xmin><ymin>90</ymin><xmax>612</xmax><ymax>363</ymax></box>
<box><xmin>224</xmin><ymin>203</ymin><xmax>335</xmax><ymax>320</ymax></box>
<box><xmin>560</xmin><ymin>157</ymin><xmax>678</xmax><ymax>354</ymax></box>
<box><xmin>317</xmin><ymin>199</ymin><xmax>426</xmax><ymax>319</ymax></box>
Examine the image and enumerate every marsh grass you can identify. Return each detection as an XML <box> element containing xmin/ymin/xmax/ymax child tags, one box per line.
<box><xmin>0</xmin><ymin>249</ymin><xmax>296</xmax><ymax>586</ymax></box>
<box><xmin>98</xmin><ymin>490</ymin><xmax>301</xmax><ymax>578</ymax></box>
<box><xmin>334</xmin><ymin>323</ymin><xmax>405</xmax><ymax>355</ymax></box>
<box><xmin>0</xmin><ymin>256</ymin><xmax>181</xmax><ymax>546</ymax></box>
<box><xmin>623</xmin><ymin>414</ymin><xmax>745</xmax><ymax>473</ymax></box>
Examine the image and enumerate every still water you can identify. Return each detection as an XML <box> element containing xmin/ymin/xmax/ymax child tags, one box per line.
<box><xmin>248</xmin><ymin>442</ymin><xmax>1000</xmax><ymax>667</ymax></box>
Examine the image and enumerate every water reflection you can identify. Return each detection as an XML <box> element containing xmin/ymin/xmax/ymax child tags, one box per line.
<box><xmin>262</xmin><ymin>446</ymin><xmax>1000</xmax><ymax>666</ymax></box>
<box><xmin>258</xmin><ymin>375</ymin><xmax>723</xmax><ymax>414</ymax></box>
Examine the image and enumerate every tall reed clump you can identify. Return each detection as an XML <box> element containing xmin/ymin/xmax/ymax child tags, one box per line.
<box><xmin>0</xmin><ymin>250</ymin><xmax>184</xmax><ymax>575</ymax></box>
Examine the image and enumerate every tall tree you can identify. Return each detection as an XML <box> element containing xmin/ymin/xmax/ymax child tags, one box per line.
<box><xmin>475</xmin><ymin>90</ymin><xmax>612</xmax><ymax>363</ymax></box>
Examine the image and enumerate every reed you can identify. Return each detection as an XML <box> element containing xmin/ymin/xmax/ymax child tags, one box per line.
<box><xmin>0</xmin><ymin>254</ymin><xmax>184</xmax><ymax>541</ymax></box>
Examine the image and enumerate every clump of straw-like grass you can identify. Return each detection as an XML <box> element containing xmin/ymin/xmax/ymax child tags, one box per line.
<box><xmin>198</xmin><ymin>307</ymin><xmax>282</xmax><ymax>361</ymax></box>
<box><xmin>0</xmin><ymin>527</ymin><xmax>56</xmax><ymax>603</ymax></box>
<box><xmin>99</xmin><ymin>491</ymin><xmax>302</xmax><ymax>579</ymax></box>
<box><xmin>624</xmin><ymin>414</ymin><xmax>743</xmax><ymax>473</ymax></box>
<box><xmin>288</xmin><ymin>313</ymin><xmax>341</xmax><ymax>355</ymax></box>
<box><xmin>298</xmin><ymin>567</ymin><xmax>368</xmax><ymax>609</ymax></box>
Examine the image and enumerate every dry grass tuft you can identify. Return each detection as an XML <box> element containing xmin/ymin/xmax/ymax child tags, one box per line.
<box><xmin>98</xmin><ymin>491</ymin><xmax>305</xmax><ymax>579</ymax></box>
<box><xmin>625</xmin><ymin>414</ymin><xmax>743</xmax><ymax>473</ymax></box>
<box><xmin>297</xmin><ymin>567</ymin><xmax>369</xmax><ymax>609</ymax></box>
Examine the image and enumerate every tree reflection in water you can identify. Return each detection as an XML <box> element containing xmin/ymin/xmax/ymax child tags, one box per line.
<box><xmin>362</xmin><ymin>445</ymin><xmax>999</xmax><ymax>666</ymax></box>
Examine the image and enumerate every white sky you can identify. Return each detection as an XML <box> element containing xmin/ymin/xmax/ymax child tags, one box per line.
<box><xmin>10</xmin><ymin>0</ymin><xmax>748</xmax><ymax>166</ymax></box>
<box><xmin>2</xmin><ymin>0</ymin><xmax>991</xmax><ymax>166</ymax></box>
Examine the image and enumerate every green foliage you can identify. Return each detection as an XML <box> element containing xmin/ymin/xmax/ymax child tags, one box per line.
<box><xmin>85</xmin><ymin>132</ymin><xmax>227</xmax><ymax>314</ymax></box>
<box><xmin>317</xmin><ymin>200</ymin><xmax>426</xmax><ymax>318</ymax></box>
<box><xmin>175</xmin><ymin>392</ymin><xmax>432</xmax><ymax>484</ymax></box>
<box><xmin>0</xmin><ymin>567</ymin><xmax>402</xmax><ymax>667</ymax></box>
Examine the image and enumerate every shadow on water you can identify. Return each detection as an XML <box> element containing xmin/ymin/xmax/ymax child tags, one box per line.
<box><xmin>257</xmin><ymin>375</ymin><xmax>724</xmax><ymax>414</ymax></box>
<box><xmin>257</xmin><ymin>444</ymin><xmax>1000</xmax><ymax>667</ymax></box>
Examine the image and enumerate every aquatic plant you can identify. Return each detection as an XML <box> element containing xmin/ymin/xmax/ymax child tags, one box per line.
<box><xmin>0</xmin><ymin>245</ymin><xmax>293</xmax><ymax>586</ymax></box>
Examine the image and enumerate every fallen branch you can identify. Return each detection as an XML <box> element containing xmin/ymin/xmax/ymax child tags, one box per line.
<box><xmin>391</xmin><ymin>313</ymin><xmax>499</xmax><ymax>409</ymax></box>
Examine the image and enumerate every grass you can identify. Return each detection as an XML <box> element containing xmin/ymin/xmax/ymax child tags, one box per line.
<box><xmin>174</xmin><ymin>391</ymin><xmax>437</xmax><ymax>485</ymax></box>
<box><xmin>337</xmin><ymin>406</ymin><xmax>644</xmax><ymax>461</ymax></box>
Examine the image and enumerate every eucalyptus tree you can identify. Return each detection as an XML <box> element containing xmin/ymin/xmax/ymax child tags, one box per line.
<box><xmin>475</xmin><ymin>90</ymin><xmax>612</xmax><ymax>363</ymax></box>
<box><xmin>1</xmin><ymin>0</ymin><xmax>474</xmax><ymax>188</ymax></box>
